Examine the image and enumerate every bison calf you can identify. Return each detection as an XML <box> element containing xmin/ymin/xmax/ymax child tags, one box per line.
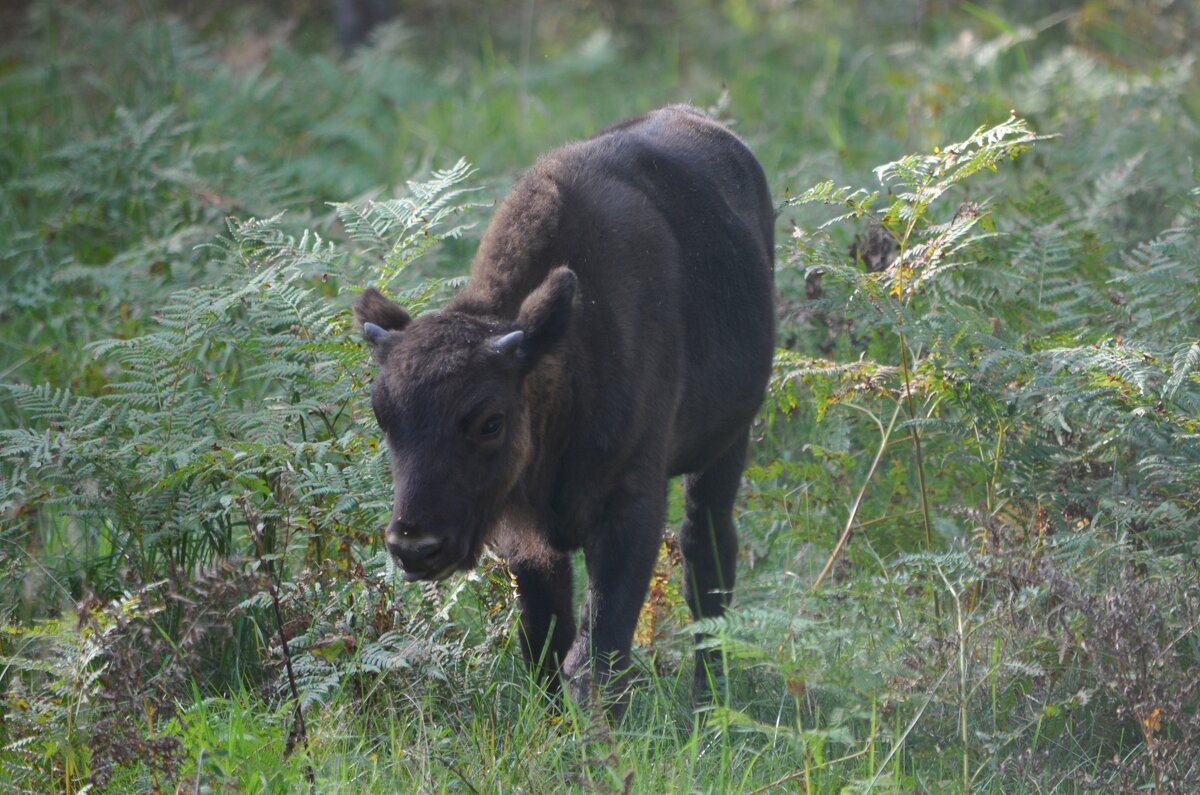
<box><xmin>356</xmin><ymin>105</ymin><xmax>775</xmax><ymax>711</ymax></box>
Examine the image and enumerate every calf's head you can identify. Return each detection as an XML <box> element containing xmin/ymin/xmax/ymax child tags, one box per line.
<box><xmin>355</xmin><ymin>268</ymin><xmax>577</xmax><ymax>581</ymax></box>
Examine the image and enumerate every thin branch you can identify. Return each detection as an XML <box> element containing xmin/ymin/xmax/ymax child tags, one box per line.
<box><xmin>748</xmin><ymin>741</ymin><xmax>875</xmax><ymax>794</ymax></box>
<box><xmin>251</xmin><ymin>518</ymin><xmax>315</xmax><ymax>786</ymax></box>
<box><xmin>865</xmin><ymin>667</ymin><xmax>955</xmax><ymax>793</ymax></box>
<box><xmin>898</xmin><ymin>333</ymin><xmax>934</xmax><ymax>550</ymax></box>
<box><xmin>433</xmin><ymin>754</ymin><xmax>483</xmax><ymax>795</ymax></box>
<box><xmin>812</xmin><ymin>400</ymin><xmax>904</xmax><ymax>591</ymax></box>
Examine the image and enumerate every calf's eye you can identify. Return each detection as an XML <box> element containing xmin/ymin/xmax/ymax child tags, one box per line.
<box><xmin>479</xmin><ymin>413</ymin><xmax>505</xmax><ymax>439</ymax></box>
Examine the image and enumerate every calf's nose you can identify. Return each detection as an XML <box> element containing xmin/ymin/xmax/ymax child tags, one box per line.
<box><xmin>385</xmin><ymin>519</ymin><xmax>443</xmax><ymax>569</ymax></box>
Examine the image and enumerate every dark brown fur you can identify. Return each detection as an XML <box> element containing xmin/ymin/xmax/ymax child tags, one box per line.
<box><xmin>355</xmin><ymin>106</ymin><xmax>776</xmax><ymax>710</ymax></box>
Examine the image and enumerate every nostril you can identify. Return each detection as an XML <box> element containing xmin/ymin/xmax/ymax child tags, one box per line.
<box><xmin>407</xmin><ymin>535</ymin><xmax>443</xmax><ymax>558</ymax></box>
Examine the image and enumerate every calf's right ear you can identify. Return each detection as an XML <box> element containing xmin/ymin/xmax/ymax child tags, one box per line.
<box><xmin>354</xmin><ymin>288</ymin><xmax>411</xmax><ymax>353</ymax></box>
<box><xmin>511</xmin><ymin>266</ymin><xmax>577</xmax><ymax>368</ymax></box>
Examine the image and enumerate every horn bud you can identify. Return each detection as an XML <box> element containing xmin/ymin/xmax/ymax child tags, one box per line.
<box><xmin>491</xmin><ymin>330</ymin><xmax>525</xmax><ymax>355</ymax></box>
<box><xmin>363</xmin><ymin>322</ymin><xmax>388</xmax><ymax>344</ymax></box>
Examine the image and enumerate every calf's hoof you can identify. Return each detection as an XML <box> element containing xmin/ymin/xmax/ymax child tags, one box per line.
<box><xmin>564</xmin><ymin>665</ymin><xmax>632</xmax><ymax>723</ymax></box>
<box><xmin>692</xmin><ymin>651</ymin><xmax>729</xmax><ymax>704</ymax></box>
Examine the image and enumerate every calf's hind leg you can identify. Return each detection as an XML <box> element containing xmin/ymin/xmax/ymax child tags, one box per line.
<box><xmin>679</xmin><ymin>434</ymin><xmax>748</xmax><ymax>693</ymax></box>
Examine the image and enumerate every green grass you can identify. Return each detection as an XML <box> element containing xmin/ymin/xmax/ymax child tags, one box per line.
<box><xmin>3</xmin><ymin>0</ymin><xmax>1200</xmax><ymax>792</ymax></box>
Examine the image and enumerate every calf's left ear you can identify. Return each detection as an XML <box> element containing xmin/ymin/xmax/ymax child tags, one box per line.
<box><xmin>509</xmin><ymin>266</ymin><xmax>577</xmax><ymax>366</ymax></box>
<box><xmin>354</xmin><ymin>287</ymin><xmax>411</xmax><ymax>358</ymax></box>
<box><xmin>355</xmin><ymin>287</ymin><xmax>412</xmax><ymax>333</ymax></box>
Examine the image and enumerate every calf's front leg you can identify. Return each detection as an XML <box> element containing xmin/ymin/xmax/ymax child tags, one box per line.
<box><xmin>510</xmin><ymin>553</ymin><xmax>576</xmax><ymax>691</ymax></box>
<box><xmin>561</xmin><ymin>487</ymin><xmax>665</xmax><ymax>717</ymax></box>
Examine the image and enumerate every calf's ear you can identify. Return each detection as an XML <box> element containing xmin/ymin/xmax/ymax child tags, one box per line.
<box><xmin>511</xmin><ymin>266</ymin><xmax>577</xmax><ymax>366</ymax></box>
<box><xmin>354</xmin><ymin>287</ymin><xmax>411</xmax><ymax>354</ymax></box>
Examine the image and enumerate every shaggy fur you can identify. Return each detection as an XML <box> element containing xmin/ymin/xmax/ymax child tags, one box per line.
<box><xmin>355</xmin><ymin>105</ymin><xmax>776</xmax><ymax>710</ymax></box>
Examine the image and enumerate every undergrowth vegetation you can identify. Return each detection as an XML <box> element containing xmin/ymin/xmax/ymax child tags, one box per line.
<box><xmin>2</xmin><ymin>1</ymin><xmax>1198</xmax><ymax>791</ymax></box>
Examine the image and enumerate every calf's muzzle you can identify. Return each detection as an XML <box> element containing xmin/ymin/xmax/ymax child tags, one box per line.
<box><xmin>385</xmin><ymin>519</ymin><xmax>452</xmax><ymax>581</ymax></box>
